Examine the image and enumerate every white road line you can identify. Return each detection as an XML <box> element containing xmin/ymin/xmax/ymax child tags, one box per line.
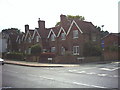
<box><xmin>78</xmin><ymin>71</ymin><xmax>86</xmax><ymax>73</ymax></box>
<box><xmin>100</xmin><ymin>68</ymin><xmax>113</xmax><ymax>71</ymax></box>
<box><xmin>97</xmin><ymin>74</ymin><xmax>107</xmax><ymax>77</ymax></box>
<box><xmin>69</xmin><ymin>69</ymin><xmax>118</xmax><ymax>78</ymax></box>
<box><xmin>86</xmin><ymin>72</ymin><xmax>96</xmax><ymax>75</ymax></box>
<box><xmin>73</xmin><ymin>82</ymin><xmax>107</xmax><ymax>88</ymax></box>
<box><xmin>100</xmin><ymin>67</ymin><xmax>120</xmax><ymax>71</ymax></box>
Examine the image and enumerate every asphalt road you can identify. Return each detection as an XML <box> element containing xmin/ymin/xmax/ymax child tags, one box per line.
<box><xmin>2</xmin><ymin>61</ymin><xmax>120</xmax><ymax>89</ymax></box>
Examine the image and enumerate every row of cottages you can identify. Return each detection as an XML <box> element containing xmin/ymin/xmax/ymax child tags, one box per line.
<box><xmin>16</xmin><ymin>15</ymin><xmax>101</xmax><ymax>63</ymax></box>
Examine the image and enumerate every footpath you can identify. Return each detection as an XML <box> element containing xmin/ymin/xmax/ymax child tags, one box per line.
<box><xmin>4</xmin><ymin>60</ymin><xmax>80</xmax><ymax>67</ymax></box>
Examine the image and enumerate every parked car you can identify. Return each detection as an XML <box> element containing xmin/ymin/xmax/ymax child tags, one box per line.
<box><xmin>0</xmin><ymin>58</ymin><xmax>4</xmax><ymax>65</ymax></box>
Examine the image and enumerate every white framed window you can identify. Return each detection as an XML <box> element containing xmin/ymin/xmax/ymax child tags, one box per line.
<box><xmin>92</xmin><ymin>36</ymin><xmax>96</xmax><ymax>42</ymax></box>
<box><xmin>51</xmin><ymin>47</ymin><xmax>56</xmax><ymax>52</ymax></box>
<box><xmin>73</xmin><ymin>30</ymin><xmax>78</xmax><ymax>39</ymax></box>
<box><xmin>51</xmin><ymin>34</ymin><xmax>55</xmax><ymax>41</ymax></box>
<box><xmin>73</xmin><ymin>46</ymin><xmax>79</xmax><ymax>55</ymax></box>
<box><xmin>18</xmin><ymin>39</ymin><xmax>21</xmax><ymax>44</ymax></box>
<box><xmin>61</xmin><ymin>46</ymin><xmax>65</xmax><ymax>55</ymax></box>
<box><xmin>28</xmin><ymin>37</ymin><xmax>31</xmax><ymax>43</ymax></box>
<box><xmin>36</xmin><ymin>36</ymin><xmax>39</xmax><ymax>42</ymax></box>
<box><xmin>28</xmin><ymin>48</ymin><xmax>31</xmax><ymax>54</ymax></box>
<box><xmin>61</xmin><ymin>33</ymin><xmax>66</xmax><ymax>40</ymax></box>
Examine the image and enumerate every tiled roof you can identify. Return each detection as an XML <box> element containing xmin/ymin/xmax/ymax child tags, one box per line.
<box><xmin>29</xmin><ymin>29</ymin><xmax>34</xmax><ymax>36</ymax></box>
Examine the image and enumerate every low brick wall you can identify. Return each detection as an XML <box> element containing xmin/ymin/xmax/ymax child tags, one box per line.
<box><xmin>26</xmin><ymin>54</ymin><xmax>101</xmax><ymax>64</ymax></box>
<box><xmin>103</xmin><ymin>51</ymin><xmax>119</xmax><ymax>60</ymax></box>
<box><xmin>54</xmin><ymin>55</ymin><xmax>77</xmax><ymax>64</ymax></box>
<box><xmin>26</xmin><ymin>55</ymin><xmax>39</xmax><ymax>62</ymax></box>
<box><xmin>83</xmin><ymin>56</ymin><xmax>101</xmax><ymax>63</ymax></box>
<box><xmin>54</xmin><ymin>56</ymin><xmax>101</xmax><ymax>64</ymax></box>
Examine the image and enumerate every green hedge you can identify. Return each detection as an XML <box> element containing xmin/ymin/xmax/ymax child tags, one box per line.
<box><xmin>6</xmin><ymin>52</ymin><xmax>24</xmax><ymax>60</ymax></box>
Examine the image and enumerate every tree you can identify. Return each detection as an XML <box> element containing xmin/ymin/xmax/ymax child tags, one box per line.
<box><xmin>95</xmin><ymin>26</ymin><xmax>109</xmax><ymax>38</ymax></box>
<box><xmin>31</xmin><ymin>44</ymin><xmax>42</xmax><ymax>55</ymax></box>
<box><xmin>55</xmin><ymin>15</ymin><xmax>85</xmax><ymax>26</ymax></box>
<box><xmin>83</xmin><ymin>42</ymin><xmax>102</xmax><ymax>57</ymax></box>
<box><xmin>67</xmin><ymin>15</ymin><xmax>85</xmax><ymax>21</ymax></box>
<box><xmin>30</xmin><ymin>44</ymin><xmax>42</xmax><ymax>61</ymax></box>
<box><xmin>2</xmin><ymin>28</ymin><xmax>21</xmax><ymax>34</ymax></box>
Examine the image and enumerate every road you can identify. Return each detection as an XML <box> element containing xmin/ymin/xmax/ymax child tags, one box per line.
<box><xmin>2</xmin><ymin>61</ymin><xmax>120</xmax><ymax>89</ymax></box>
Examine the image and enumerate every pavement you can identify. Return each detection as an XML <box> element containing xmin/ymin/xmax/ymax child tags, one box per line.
<box><xmin>4</xmin><ymin>59</ymin><xmax>119</xmax><ymax>67</ymax></box>
<box><xmin>4</xmin><ymin>59</ymin><xmax>80</xmax><ymax>67</ymax></box>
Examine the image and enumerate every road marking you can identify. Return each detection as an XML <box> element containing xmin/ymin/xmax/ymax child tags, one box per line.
<box><xmin>78</xmin><ymin>71</ymin><xmax>86</xmax><ymax>73</ymax></box>
<box><xmin>97</xmin><ymin>74</ymin><xmax>107</xmax><ymax>77</ymax></box>
<box><xmin>73</xmin><ymin>82</ymin><xmax>107</xmax><ymax>88</ymax></box>
<box><xmin>100</xmin><ymin>67</ymin><xmax>120</xmax><ymax>71</ymax></box>
<box><xmin>100</xmin><ymin>68</ymin><xmax>113</xmax><ymax>71</ymax></box>
<box><xmin>68</xmin><ymin>70</ymin><xmax>77</xmax><ymax>72</ymax></box>
<box><xmin>68</xmin><ymin>69</ymin><xmax>118</xmax><ymax>78</ymax></box>
<box><xmin>112</xmin><ymin>75</ymin><xmax>118</xmax><ymax>78</ymax></box>
<box><xmin>2</xmin><ymin>87</ymin><xmax>13</xmax><ymax>89</ymax></box>
<box><xmin>86</xmin><ymin>72</ymin><xmax>96</xmax><ymax>75</ymax></box>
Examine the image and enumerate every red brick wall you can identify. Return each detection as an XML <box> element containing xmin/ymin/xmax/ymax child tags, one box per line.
<box><xmin>104</xmin><ymin>51</ymin><xmax>119</xmax><ymax>60</ymax></box>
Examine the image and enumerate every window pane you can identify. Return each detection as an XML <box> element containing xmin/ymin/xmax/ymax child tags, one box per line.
<box><xmin>73</xmin><ymin>46</ymin><xmax>79</xmax><ymax>55</ymax></box>
<box><xmin>61</xmin><ymin>47</ymin><xmax>65</xmax><ymax>55</ymax></box>
<box><xmin>51</xmin><ymin>34</ymin><xmax>55</xmax><ymax>41</ymax></box>
<box><xmin>73</xmin><ymin>30</ymin><xmax>78</xmax><ymax>38</ymax></box>
<box><xmin>61</xmin><ymin>33</ymin><xmax>66</xmax><ymax>40</ymax></box>
<box><xmin>36</xmin><ymin>36</ymin><xmax>39</xmax><ymax>42</ymax></box>
<box><xmin>51</xmin><ymin>47</ymin><xmax>55</xmax><ymax>52</ymax></box>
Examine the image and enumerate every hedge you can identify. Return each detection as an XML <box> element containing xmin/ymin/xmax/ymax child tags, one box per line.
<box><xmin>6</xmin><ymin>52</ymin><xmax>24</xmax><ymax>60</ymax></box>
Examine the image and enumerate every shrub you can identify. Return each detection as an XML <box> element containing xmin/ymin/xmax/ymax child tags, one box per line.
<box><xmin>83</xmin><ymin>42</ymin><xmax>102</xmax><ymax>56</ymax></box>
<box><xmin>6</xmin><ymin>52</ymin><xmax>24</xmax><ymax>60</ymax></box>
<box><xmin>31</xmin><ymin>44</ymin><xmax>42</xmax><ymax>55</ymax></box>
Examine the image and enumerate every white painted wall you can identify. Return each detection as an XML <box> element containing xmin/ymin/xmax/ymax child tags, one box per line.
<box><xmin>0</xmin><ymin>34</ymin><xmax>7</xmax><ymax>53</ymax></box>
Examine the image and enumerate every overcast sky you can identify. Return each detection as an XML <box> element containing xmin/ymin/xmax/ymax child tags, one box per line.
<box><xmin>0</xmin><ymin>0</ymin><xmax>119</xmax><ymax>33</ymax></box>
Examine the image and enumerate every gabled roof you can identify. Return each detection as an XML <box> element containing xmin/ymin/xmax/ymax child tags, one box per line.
<box><xmin>57</xmin><ymin>27</ymin><xmax>66</xmax><ymax>37</ymax></box>
<box><xmin>16</xmin><ymin>33</ymin><xmax>25</xmax><ymax>42</ymax></box>
<box><xmin>74</xmin><ymin>19</ymin><xmax>98</xmax><ymax>33</ymax></box>
<box><xmin>24</xmin><ymin>29</ymin><xmax>34</xmax><ymax>41</ymax></box>
<box><xmin>67</xmin><ymin>20</ymin><xmax>83</xmax><ymax>35</ymax></box>
<box><xmin>47</xmin><ymin>18</ymin><xmax>98</xmax><ymax>38</ymax></box>
<box><xmin>47</xmin><ymin>29</ymin><xmax>57</xmax><ymax>38</ymax></box>
<box><xmin>32</xmin><ymin>29</ymin><xmax>41</xmax><ymax>39</ymax></box>
<box><xmin>101</xmin><ymin>33</ymin><xmax>120</xmax><ymax>40</ymax></box>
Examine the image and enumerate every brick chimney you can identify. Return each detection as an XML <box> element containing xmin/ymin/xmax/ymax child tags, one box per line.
<box><xmin>38</xmin><ymin>18</ymin><xmax>45</xmax><ymax>30</ymax></box>
<box><xmin>25</xmin><ymin>24</ymin><xmax>29</xmax><ymax>33</ymax></box>
<box><xmin>38</xmin><ymin>18</ymin><xmax>46</xmax><ymax>38</ymax></box>
<box><xmin>60</xmin><ymin>14</ymin><xmax>68</xmax><ymax>25</ymax></box>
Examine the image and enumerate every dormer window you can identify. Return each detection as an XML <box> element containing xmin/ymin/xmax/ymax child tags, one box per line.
<box><xmin>51</xmin><ymin>34</ymin><xmax>55</xmax><ymax>41</ymax></box>
<box><xmin>36</xmin><ymin>36</ymin><xmax>39</xmax><ymax>42</ymax></box>
<box><xmin>73</xmin><ymin>30</ymin><xmax>78</xmax><ymax>39</ymax></box>
<box><xmin>61</xmin><ymin>33</ymin><xmax>66</xmax><ymax>40</ymax></box>
<box><xmin>28</xmin><ymin>37</ymin><xmax>31</xmax><ymax>43</ymax></box>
